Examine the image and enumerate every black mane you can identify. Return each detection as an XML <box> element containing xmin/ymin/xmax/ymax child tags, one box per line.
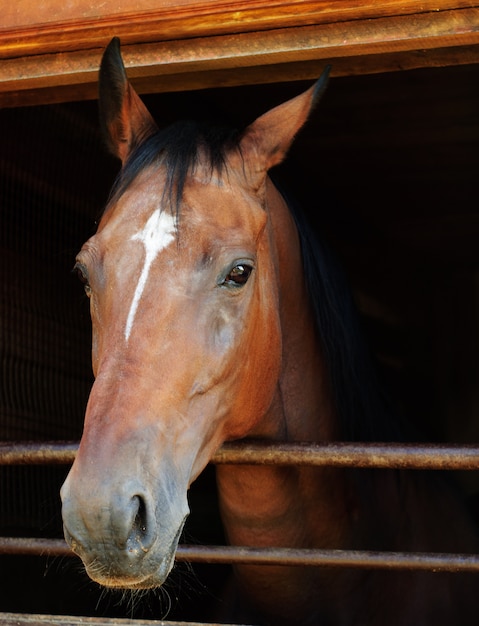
<box><xmin>107</xmin><ymin>119</ymin><xmax>398</xmax><ymax>443</ymax></box>
<box><xmin>287</xmin><ymin>196</ymin><xmax>400</xmax><ymax>442</ymax></box>
<box><xmin>108</xmin><ymin>120</ymin><xmax>241</xmax><ymax>214</ymax></box>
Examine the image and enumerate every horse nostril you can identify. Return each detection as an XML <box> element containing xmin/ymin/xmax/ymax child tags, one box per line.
<box><xmin>133</xmin><ymin>495</ymin><xmax>147</xmax><ymax>533</ymax></box>
<box><xmin>127</xmin><ymin>494</ymin><xmax>154</xmax><ymax>553</ymax></box>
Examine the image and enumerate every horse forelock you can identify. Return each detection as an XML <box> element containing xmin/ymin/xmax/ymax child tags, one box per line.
<box><xmin>106</xmin><ymin>119</ymin><xmax>242</xmax><ymax>217</ymax></box>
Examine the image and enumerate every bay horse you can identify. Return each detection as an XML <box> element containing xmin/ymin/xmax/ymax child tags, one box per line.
<box><xmin>61</xmin><ymin>38</ymin><xmax>479</xmax><ymax>625</ymax></box>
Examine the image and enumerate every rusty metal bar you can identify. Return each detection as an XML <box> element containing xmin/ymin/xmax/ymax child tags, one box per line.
<box><xmin>0</xmin><ymin>537</ymin><xmax>72</xmax><ymax>557</ymax></box>
<box><xmin>2</xmin><ymin>537</ymin><xmax>479</xmax><ymax>573</ymax></box>
<box><xmin>1</xmin><ymin>441</ymin><xmax>478</xmax><ymax>575</ymax></box>
<box><xmin>215</xmin><ymin>441</ymin><xmax>479</xmax><ymax>469</ymax></box>
<box><xmin>179</xmin><ymin>545</ymin><xmax>479</xmax><ymax>572</ymax></box>
<box><xmin>1</xmin><ymin>440</ymin><xmax>479</xmax><ymax>470</ymax></box>
<box><xmin>0</xmin><ymin>441</ymin><xmax>77</xmax><ymax>465</ymax></box>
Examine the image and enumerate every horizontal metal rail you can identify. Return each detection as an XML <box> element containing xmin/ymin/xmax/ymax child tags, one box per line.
<box><xmin>0</xmin><ymin>441</ymin><xmax>77</xmax><ymax>465</ymax></box>
<box><xmin>215</xmin><ymin>441</ymin><xmax>479</xmax><ymax>470</ymax></box>
<box><xmin>2</xmin><ymin>440</ymin><xmax>479</xmax><ymax>577</ymax></box>
<box><xmin>1</xmin><ymin>537</ymin><xmax>479</xmax><ymax>573</ymax></box>
<box><xmin>1</xmin><ymin>440</ymin><xmax>479</xmax><ymax>470</ymax></box>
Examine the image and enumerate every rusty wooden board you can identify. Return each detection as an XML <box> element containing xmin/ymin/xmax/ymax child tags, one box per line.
<box><xmin>1</xmin><ymin>1</ymin><xmax>475</xmax><ymax>58</ymax></box>
<box><xmin>0</xmin><ymin>5</ymin><xmax>478</xmax><ymax>107</ymax></box>
<box><xmin>0</xmin><ymin>613</ymin><xmax>245</xmax><ymax>626</ymax></box>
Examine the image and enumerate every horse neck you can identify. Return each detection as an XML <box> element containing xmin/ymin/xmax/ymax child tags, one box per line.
<box><xmin>258</xmin><ymin>178</ymin><xmax>338</xmax><ymax>442</ymax></box>
<box><xmin>216</xmin><ymin>178</ymin><xmax>350</xmax><ymax>556</ymax></box>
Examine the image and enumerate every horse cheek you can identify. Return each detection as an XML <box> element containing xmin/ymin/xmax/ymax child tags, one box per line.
<box><xmin>227</xmin><ymin>302</ymin><xmax>281</xmax><ymax>439</ymax></box>
<box><xmin>252</xmin><ymin>306</ymin><xmax>282</xmax><ymax>417</ymax></box>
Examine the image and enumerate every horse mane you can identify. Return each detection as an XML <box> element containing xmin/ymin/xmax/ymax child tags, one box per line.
<box><xmin>108</xmin><ymin>119</ymin><xmax>400</xmax><ymax>444</ymax></box>
<box><xmin>108</xmin><ymin>120</ymin><xmax>240</xmax><ymax>214</ymax></box>
<box><xmin>284</xmin><ymin>193</ymin><xmax>402</xmax><ymax>443</ymax></box>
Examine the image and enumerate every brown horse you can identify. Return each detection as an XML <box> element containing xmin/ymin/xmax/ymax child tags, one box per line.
<box><xmin>61</xmin><ymin>38</ymin><xmax>479</xmax><ymax>625</ymax></box>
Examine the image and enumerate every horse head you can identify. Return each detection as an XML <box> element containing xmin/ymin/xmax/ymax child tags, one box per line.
<box><xmin>61</xmin><ymin>37</ymin><xmax>328</xmax><ymax>589</ymax></box>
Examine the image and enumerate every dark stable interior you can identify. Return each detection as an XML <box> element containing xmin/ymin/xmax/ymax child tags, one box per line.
<box><xmin>0</xmin><ymin>63</ymin><xmax>478</xmax><ymax>621</ymax></box>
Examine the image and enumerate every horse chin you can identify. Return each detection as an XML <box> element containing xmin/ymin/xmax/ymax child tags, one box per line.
<box><xmin>79</xmin><ymin>517</ymin><xmax>186</xmax><ymax>591</ymax></box>
<box><xmin>87</xmin><ymin>552</ymin><xmax>175</xmax><ymax>590</ymax></box>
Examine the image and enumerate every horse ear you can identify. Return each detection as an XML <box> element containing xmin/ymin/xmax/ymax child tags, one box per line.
<box><xmin>99</xmin><ymin>37</ymin><xmax>158</xmax><ymax>163</ymax></box>
<box><xmin>240</xmin><ymin>67</ymin><xmax>330</xmax><ymax>172</ymax></box>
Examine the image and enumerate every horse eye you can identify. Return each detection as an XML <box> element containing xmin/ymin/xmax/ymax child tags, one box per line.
<box><xmin>223</xmin><ymin>264</ymin><xmax>253</xmax><ymax>287</ymax></box>
<box><xmin>74</xmin><ymin>262</ymin><xmax>92</xmax><ymax>297</ymax></box>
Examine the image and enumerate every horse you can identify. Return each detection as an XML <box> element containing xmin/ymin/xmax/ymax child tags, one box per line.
<box><xmin>60</xmin><ymin>37</ymin><xmax>479</xmax><ymax>625</ymax></box>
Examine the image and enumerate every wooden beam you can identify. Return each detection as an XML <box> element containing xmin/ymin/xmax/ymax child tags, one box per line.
<box><xmin>1</xmin><ymin>8</ymin><xmax>478</xmax><ymax>107</ymax></box>
<box><xmin>0</xmin><ymin>613</ymin><xmax>232</xmax><ymax>626</ymax></box>
<box><xmin>1</xmin><ymin>1</ymin><xmax>477</xmax><ymax>59</ymax></box>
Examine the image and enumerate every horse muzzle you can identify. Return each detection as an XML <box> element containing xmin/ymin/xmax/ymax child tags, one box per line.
<box><xmin>60</xmin><ymin>473</ymin><xmax>189</xmax><ymax>589</ymax></box>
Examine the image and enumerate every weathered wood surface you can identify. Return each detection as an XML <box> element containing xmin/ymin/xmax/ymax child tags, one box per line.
<box><xmin>0</xmin><ymin>613</ymin><xmax>239</xmax><ymax>626</ymax></box>
<box><xmin>0</xmin><ymin>2</ymin><xmax>478</xmax><ymax>106</ymax></box>
<box><xmin>2</xmin><ymin>1</ymin><xmax>476</xmax><ymax>57</ymax></box>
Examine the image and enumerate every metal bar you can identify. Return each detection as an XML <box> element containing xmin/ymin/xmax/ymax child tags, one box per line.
<box><xmin>0</xmin><ymin>441</ymin><xmax>77</xmax><ymax>465</ymax></box>
<box><xmin>215</xmin><ymin>441</ymin><xmax>479</xmax><ymax>470</ymax></box>
<box><xmin>179</xmin><ymin>545</ymin><xmax>479</xmax><ymax>572</ymax></box>
<box><xmin>2</xmin><ymin>537</ymin><xmax>479</xmax><ymax>573</ymax></box>
<box><xmin>0</xmin><ymin>537</ymin><xmax>72</xmax><ymax>557</ymax></box>
<box><xmin>1</xmin><ymin>440</ymin><xmax>479</xmax><ymax>470</ymax></box>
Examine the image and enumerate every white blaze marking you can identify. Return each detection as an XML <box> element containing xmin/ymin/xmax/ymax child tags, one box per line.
<box><xmin>125</xmin><ymin>209</ymin><xmax>176</xmax><ymax>341</ymax></box>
